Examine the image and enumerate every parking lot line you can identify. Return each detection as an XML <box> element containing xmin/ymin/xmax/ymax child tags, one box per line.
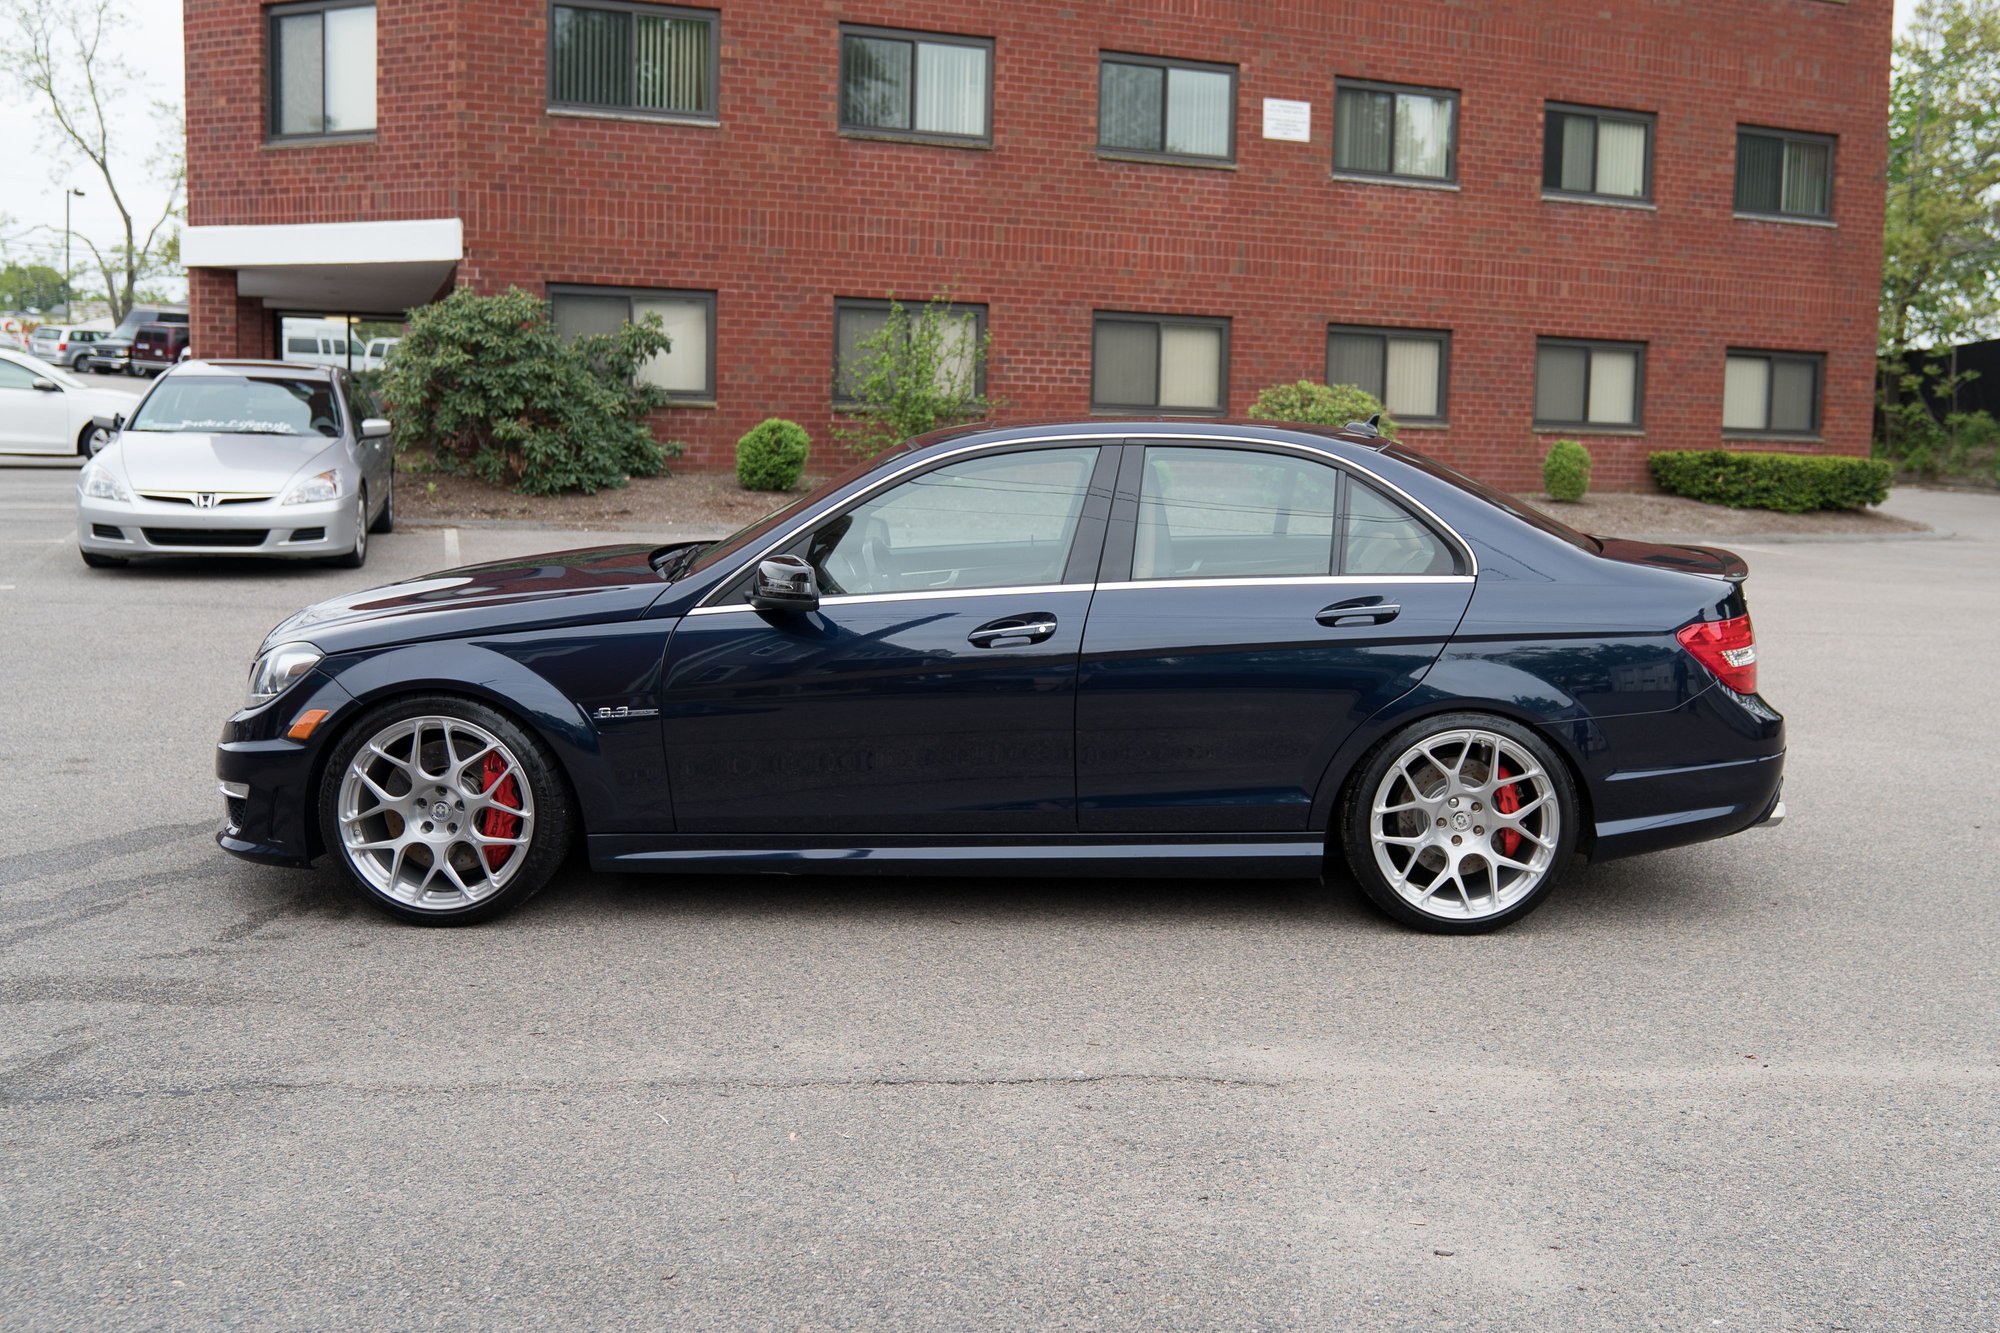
<box><xmin>444</xmin><ymin>527</ymin><xmax>460</xmax><ymax>565</ymax></box>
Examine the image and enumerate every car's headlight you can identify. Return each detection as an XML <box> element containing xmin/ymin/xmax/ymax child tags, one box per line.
<box><xmin>81</xmin><ymin>465</ymin><xmax>129</xmax><ymax>502</ymax></box>
<box><xmin>246</xmin><ymin>642</ymin><xmax>322</xmax><ymax>706</ymax></box>
<box><xmin>283</xmin><ymin>469</ymin><xmax>341</xmax><ymax>506</ymax></box>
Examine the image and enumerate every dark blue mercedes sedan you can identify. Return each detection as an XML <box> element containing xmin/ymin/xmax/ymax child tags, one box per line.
<box><xmin>217</xmin><ymin>419</ymin><xmax>1784</xmax><ymax>932</ymax></box>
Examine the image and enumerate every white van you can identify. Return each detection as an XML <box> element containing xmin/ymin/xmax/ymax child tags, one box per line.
<box><xmin>280</xmin><ymin>320</ymin><xmax>359</xmax><ymax>371</ymax></box>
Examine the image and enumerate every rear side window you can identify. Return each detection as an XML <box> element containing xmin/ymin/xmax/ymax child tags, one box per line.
<box><xmin>1343</xmin><ymin>480</ymin><xmax>1456</xmax><ymax>576</ymax></box>
<box><xmin>1134</xmin><ymin>447</ymin><xmax>1337</xmax><ymax>580</ymax></box>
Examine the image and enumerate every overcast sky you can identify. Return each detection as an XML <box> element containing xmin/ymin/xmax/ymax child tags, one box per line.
<box><xmin>0</xmin><ymin>0</ymin><xmax>1929</xmax><ymax>286</ymax></box>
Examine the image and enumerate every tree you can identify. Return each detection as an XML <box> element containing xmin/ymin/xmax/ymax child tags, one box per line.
<box><xmin>834</xmin><ymin>296</ymin><xmax>992</xmax><ymax>456</ymax></box>
<box><xmin>0</xmin><ymin>0</ymin><xmax>184</xmax><ymax>323</ymax></box>
<box><xmin>1879</xmin><ymin>0</ymin><xmax>2000</xmax><ymax>463</ymax></box>
<box><xmin>0</xmin><ymin>261</ymin><xmax>69</xmax><ymax>312</ymax></box>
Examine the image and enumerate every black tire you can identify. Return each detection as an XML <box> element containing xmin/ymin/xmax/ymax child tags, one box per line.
<box><xmin>80</xmin><ymin>549</ymin><xmax>127</xmax><ymax>569</ymax></box>
<box><xmin>76</xmin><ymin>423</ymin><xmax>107</xmax><ymax>456</ymax></box>
<box><xmin>369</xmin><ymin>474</ymin><xmax>394</xmax><ymax>534</ymax></box>
<box><xmin>331</xmin><ymin>488</ymin><xmax>369</xmax><ymax>568</ymax></box>
<box><xmin>316</xmin><ymin>694</ymin><xmax>573</xmax><ymax>925</ymax></box>
<box><xmin>1337</xmin><ymin>711</ymin><xmax>1580</xmax><ymax>934</ymax></box>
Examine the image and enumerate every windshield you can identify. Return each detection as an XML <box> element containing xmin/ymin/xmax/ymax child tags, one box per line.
<box><xmin>125</xmin><ymin>375</ymin><xmax>343</xmax><ymax>437</ymax></box>
<box><xmin>1384</xmin><ymin>444</ymin><xmax>1601</xmax><ymax>552</ymax></box>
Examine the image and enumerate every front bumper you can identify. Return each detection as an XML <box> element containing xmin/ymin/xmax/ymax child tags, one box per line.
<box><xmin>215</xmin><ymin>670</ymin><xmax>358</xmax><ymax>866</ymax></box>
<box><xmin>79</xmin><ymin>489</ymin><xmax>359</xmax><ymax>559</ymax></box>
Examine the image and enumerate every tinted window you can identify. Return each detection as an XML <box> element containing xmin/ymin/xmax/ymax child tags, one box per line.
<box><xmin>1343</xmin><ymin>481</ymin><xmax>1454</xmax><ymax>576</ymax></box>
<box><xmin>1134</xmin><ymin>447</ymin><xmax>1337</xmax><ymax>580</ymax></box>
<box><xmin>786</xmin><ymin>448</ymin><xmax>1100</xmax><ymax>598</ymax></box>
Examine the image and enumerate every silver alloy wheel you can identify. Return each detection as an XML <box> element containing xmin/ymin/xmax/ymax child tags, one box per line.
<box><xmin>1368</xmin><ymin>728</ymin><xmax>1560</xmax><ymax>921</ymax></box>
<box><xmin>335</xmin><ymin>715</ymin><xmax>535</xmax><ymax>910</ymax></box>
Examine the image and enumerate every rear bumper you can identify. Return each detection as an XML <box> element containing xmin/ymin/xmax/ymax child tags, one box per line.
<box><xmin>1584</xmin><ymin>686</ymin><xmax>1786</xmax><ymax>862</ymax></box>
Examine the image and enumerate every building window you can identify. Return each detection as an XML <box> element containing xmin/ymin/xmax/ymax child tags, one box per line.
<box><xmin>549</xmin><ymin>3</ymin><xmax>718</xmax><ymax>120</ymax></box>
<box><xmin>268</xmin><ymin>1</ymin><xmax>376</xmax><ymax>139</ymax></box>
<box><xmin>1097</xmin><ymin>53</ymin><xmax>1236</xmax><ymax>164</ymax></box>
<box><xmin>549</xmin><ymin>285</ymin><xmax>716</xmax><ymax>400</ymax></box>
<box><xmin>839</xmin><ymin>27</ymin><xmax>992</xmax><ymax>144</ymax></box>
<box><xmin>1534</xmin><ymin>338</ymin><xmax>1644</xmax><ymax>430</ymax></box>
<box><xmin>1327</xmin><ymin>326</ymin><xmax>1450</xmax><ymax>422</ymax></box>
<box><xmin>1333</xmin><ymin>79</ymin><xmax>1457</xmax><ymax>183</ymax></box>
<box><xmin>1092</xmin><ymin>312</ymin><xmax>1229</xmax><ymax>415</ymax></box>
<box><xmin>1543</xmin><ymin>104</ymin><xmax>1653</xmax><ymax>201</ymax></box>
<box><xmin>833</xmin><ymin>299</ymin><xmax>987</xmax><ymax>404</ymax></box>
<box><xmin>1723</xmin><ymin>350</ymin><xmax>1822</xmax><ymax>436</ymax></box>
<box><xmin>1736</xmin><ymin>127</ymin><xmax>1834</xmax><ymax>220</ymax></box>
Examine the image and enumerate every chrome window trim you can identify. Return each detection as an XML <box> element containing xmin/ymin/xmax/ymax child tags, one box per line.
<box><xmin>686</xmin><ymin>582</ymin><xmax>1091</xmax><ymax>616</ymax></box>
<box><xmin>1097</xmin><ymin>575</ymin><xmax>1473</xmax><ymax>592</ymax></box>
<box><xmin>692</xmin><ymin>430</ymin><xmax>1477</xmax><ymax>610</ymax></box>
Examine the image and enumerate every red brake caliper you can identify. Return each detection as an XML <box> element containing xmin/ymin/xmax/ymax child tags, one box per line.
<box><xmin>1494</xmin><ymin>764</ymin><xmax>1521</xmax><ymax>858</ymax></box>
<box><xmin>478</xmin><ymin>751</ymin><xmax>521</xmax><ymax>870</ymax></box>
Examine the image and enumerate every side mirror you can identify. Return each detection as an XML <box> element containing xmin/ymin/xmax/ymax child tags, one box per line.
<box><xmin>749</xmin><ymin>555</ymin><xmax>820</xmax><ymax>613</ymax></box>
<box><xmin>31</xmin><ymin>379</ymin><xmax>58</xmax><ymax>393</ymax></box>
<box><xmin>360</xmin><ymin>417</ymin><xmax>392</xmax><ymax>440</ymax></box>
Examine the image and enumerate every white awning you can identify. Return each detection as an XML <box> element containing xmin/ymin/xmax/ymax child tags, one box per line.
<box><xmin>181</xmin><ymin>218</ymin><xmax>463</xmax><ymax>313</ymax></box>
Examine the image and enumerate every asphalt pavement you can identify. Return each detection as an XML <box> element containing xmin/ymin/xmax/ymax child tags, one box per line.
<box><xmin>1</xmin><ymin>463</ymin><xmax>1995</xmax><ymax>1329</ymax></box>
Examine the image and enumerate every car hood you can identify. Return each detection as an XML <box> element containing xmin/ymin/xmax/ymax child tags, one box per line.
<box><xmin>263</xmin><ymin>544</ymin><xmax>672</xmax><ymax>655</ymax></box>
<box><xmin>115</xmin><ymin>431</ymin><xmax>340</xmax><ymax>495</ymax></box>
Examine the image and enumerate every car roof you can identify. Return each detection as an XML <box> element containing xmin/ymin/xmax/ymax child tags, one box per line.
<box><xmin>894</xmin><ymin>416</ymin><xmax>1395</xmax><ymax>462</ymax></box>
<box><xmin>174</xmin><ymin>358</ymin><xmax>336</xmax><ymax>380</ymax></box>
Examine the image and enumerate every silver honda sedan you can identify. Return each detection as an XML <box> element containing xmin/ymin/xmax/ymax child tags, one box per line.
<box><xmin>76</xmin><ymin>360</ymin><xmax>395</xmax><ymax>569</ymax></box>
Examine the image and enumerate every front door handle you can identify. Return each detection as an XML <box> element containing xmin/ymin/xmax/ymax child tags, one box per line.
<box><xmin>968</xmin><ymin>615</ymin><xmax>1058</xmax><ymax>647</ymax></box>
<box><xmin>1317</xmin><ymin>597</ymin><xmax>1401</xmax><ymax>627</ymax></box>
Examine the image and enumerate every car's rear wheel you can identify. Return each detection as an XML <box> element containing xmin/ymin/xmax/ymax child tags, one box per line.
<box><xmin>369</xmin><ymin>474</ymin><xmax>394</xmax><ymax>534</ymax></box>
<box><xmin>1339</xmin><ymin>713</ymin><xmax>1579</xmax><ymax>933</ymax></box>
<box><xmin>319</xmin><ymin>697</ymin><xmax>571</xmax><ymax>925</ymax></box>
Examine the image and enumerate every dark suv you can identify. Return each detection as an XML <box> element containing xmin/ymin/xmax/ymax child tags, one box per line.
<box><xmin>130</xmin><ymin>323</ymin><xmax>190</xmax><ymax>375</ymax></box>
<box><xmin>92</xmin><ymin>306</ymin><xmax>189</xmax><ymax>374</ymax></box>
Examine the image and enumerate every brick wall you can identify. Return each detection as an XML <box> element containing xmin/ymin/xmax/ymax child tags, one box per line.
<box><xmin>184</xmin><ymin>0</ymin><xmax>1890</xmax><ymax>490</ymax></box>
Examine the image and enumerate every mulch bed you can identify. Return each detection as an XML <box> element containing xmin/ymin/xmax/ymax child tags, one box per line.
<box><xmin>393</xmin><ymin>460</ymin><xmax>1928</xmax><ymax>540</ymax></box>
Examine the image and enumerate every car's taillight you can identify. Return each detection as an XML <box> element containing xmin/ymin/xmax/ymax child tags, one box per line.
<box><xmin>1677</xmin><ymin>614</ymin><xmax>1757</xmax><ymax>694</ymax></box>
<box><xmin>56</xmin><ymin>341</ymin><xmax>67</xmax><ymax>351</ymax></box>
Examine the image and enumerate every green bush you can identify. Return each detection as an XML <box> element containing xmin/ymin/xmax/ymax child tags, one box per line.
<box><xmin>1542</xmin><ymin>439</ymin><xmax>1592</xmax><ymax>502</ymax></box>
<box><xmin>1649</xmin><ymin>449</ymin><xmax>1894</xmax><ymax>512</ymax></box>
<box><xmin>1246</xmin><ymin>381</ymin><xmax>1397</xmax><ymax>437</ymax></box>
<box><xmin>383</xmin><ymin>286</ymin><xmax>676</xmax><ymax>495</ymax></box>
<box><xmin>835</xmin><ymin>295</ymin><xmax>992</xmax><ymax>457</ymax></box>
<box><xmin>736</xmin><ymin>418</ymin><xmax>811</xmax><ymax>491</ymax></box>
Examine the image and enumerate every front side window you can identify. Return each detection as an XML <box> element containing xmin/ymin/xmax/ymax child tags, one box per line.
<box><xmin>1092</xmin><ymin>313</ymin><xmax>1229</xmax><ymax>415</ymax></box>
<box><xmin>789</xmin><ymin>447</ymin><xmax>1101</xmax><ymax>598</ymax></box>
<box><xmin>550</xmin><ymin>2</ymin><xmax>717</xmax><ymax>120</ymax></box>
<box><xmin>1723</xmin><ymin>350</ymin><xmax>1823</xmax><ymax>436</ymax></box>
<box><xmin>1534</xmin><ymin>338</ymin><xmax>1644</xmax><ymax>430</ymax></box>
<box><xmin>833</xmin><ymin>299</ymin><xmax>986</xmax><ymax>404</ymax></box>
<box><xmin>839</xmin><ymin>27</ymin><xmax>992</xmax><ymax>144</ymax></box>
<box><xmin>1097</xmin><ymin>54</ymin><xmax>1235</xmax><ymax>163</ymax></box>
<box><xmin>0</xmin><ymin>358</ymin><xmax>44</xmax><ymax>390</ymax></box>
<box><xmin>125</xmin><ymin>376</ymin><xmax>343</xmax><ymax>438</ymax></box>
<box><xmin>1333</xmin><ymin>79</ymin><xmax>1457</xmax><ymax>182</ymax></box>
<box><xmin>1327</xmin><ymin>326</ymin><xmax>1449</xmax><ymax>422</ymax></box>
<box><xmin>1544</xmin><ymin>104</ymin><xmax>1653</xmax><ymax>201</ymax></box>
<box><xmin>1736</xmin><ymin>127</ymin><xmax>1833</xmax><ymax>220</ymax></box>
<box><xmin>269</xmin><ymin>1</ymin><xmax>376</xmax><ymax>138</ymax></box>
<box><xmin>550</xmin><ymin>286</ymin><xmax>715</xmax><ymax>400</ymax></box>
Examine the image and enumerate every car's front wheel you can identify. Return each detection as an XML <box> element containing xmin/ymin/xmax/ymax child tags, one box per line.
<box><xmin>319</xmin><ymin>697</ymin><xmax>572</xmax><ymax>924</ymax></box>
<box><xmin>332</xmin><ymin>489</ymin><xmax>368</xmax><ymax>568</ymax></box>
<box><xmin>1339</xmin><ymin>713</ymin><xmax>1579</xmax><ymax>933</ymax></box>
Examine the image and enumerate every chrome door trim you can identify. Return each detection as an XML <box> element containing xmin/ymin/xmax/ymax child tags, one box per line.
<box><xmin>1093</xmin><ymin>574</ymin><xmax>1474</xmax><ymax>593</ymax></box>
<box><xmin>692</xmin><ymin>430</ymin><xmax>1478</xmax><ymax>610</ymax></box>
<box><xmin>686</xmin><ymin>582</ymin><xmax>1094</xmax><ymax>617</ymax></box>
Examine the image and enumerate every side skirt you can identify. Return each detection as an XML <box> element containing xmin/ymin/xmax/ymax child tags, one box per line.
<box><xmin>587</xmin><ymin>833</ymin><xmax>1327</xmax><ymax>878</ymax></box>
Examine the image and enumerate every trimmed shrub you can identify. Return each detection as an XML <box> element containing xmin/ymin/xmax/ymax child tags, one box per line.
<box><xmin>1542</xmin><ymin>439</ymin><xmax>1592</xmax><ymax>502</ymax></box>
<box><xmin>383</xmin><ymin>286</ymin><xmax>675</xmax><ymax>496</ymax></box>
<box><xmin>1246</xmin><ymin>381</ymin><xmax>1398</xmax><ymax>437</ymax></box>
<box><xmin>835</xmin><ymin>295</ymin><xmax>992</xmax><ymax>457</ymax></box>
<box><xmin>736</xmin><ymin>418</ymin><xmax>811</xmax><ymax>491</ymax></box>
<box><xmin>1649</xmin><ymin>449</ymin><xmax>1893</xmax><ymax>512</ymax></box>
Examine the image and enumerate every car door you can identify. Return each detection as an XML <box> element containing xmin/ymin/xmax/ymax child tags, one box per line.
<box><xmin>1075</xmin><ymin>441</ymin><xmax>1476</xmax><ymax>833</ymax></box>
<box><xmin>335</xmin><ymin>372</ymin><xmax>387</xmax><ymax>501</ymax></box>
<box><xmin>661</xmin><ymin>444</ymin><xmax>1117</xmax><ymax>834</ymax></box>
<box><xmin>0</xmin><ymin>357</ymin><xmax>73</xmax><ymax>454</ymax></box>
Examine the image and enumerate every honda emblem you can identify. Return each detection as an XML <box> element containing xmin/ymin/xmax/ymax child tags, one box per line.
<box><xmin>194</xmin><ymin>493</ymin><xmax>219</xmax><ymax>509</ymax></box>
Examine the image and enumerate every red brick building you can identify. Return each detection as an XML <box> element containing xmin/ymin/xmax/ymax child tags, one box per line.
<box><xmin>182</xmin><ymin>0</ymin><xmax>1890</xmax><ymax>488</ymax></box>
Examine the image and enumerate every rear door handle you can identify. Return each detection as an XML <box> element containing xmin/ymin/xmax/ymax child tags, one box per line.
<box><xmin>1317</xmin><ymin>597</ymin><xmax>1401</xmax><ymax>627</ymax></box>
<box><xmin>968</xmin><ymin>615</ymin><xmax>1059</xmax><ymax>647</ymax></box>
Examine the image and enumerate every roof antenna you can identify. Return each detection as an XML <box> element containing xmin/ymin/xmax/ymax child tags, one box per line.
<box><xmin>1344</xmin><ymin>413</ymin><xmax>1382</xmax><ymax>438</ymax></box>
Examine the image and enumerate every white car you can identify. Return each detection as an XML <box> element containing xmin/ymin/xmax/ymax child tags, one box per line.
<box><xmin>0</xmin><ymin>346</ymin><xmax>130</xmax><ymax>455</ymax></box>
